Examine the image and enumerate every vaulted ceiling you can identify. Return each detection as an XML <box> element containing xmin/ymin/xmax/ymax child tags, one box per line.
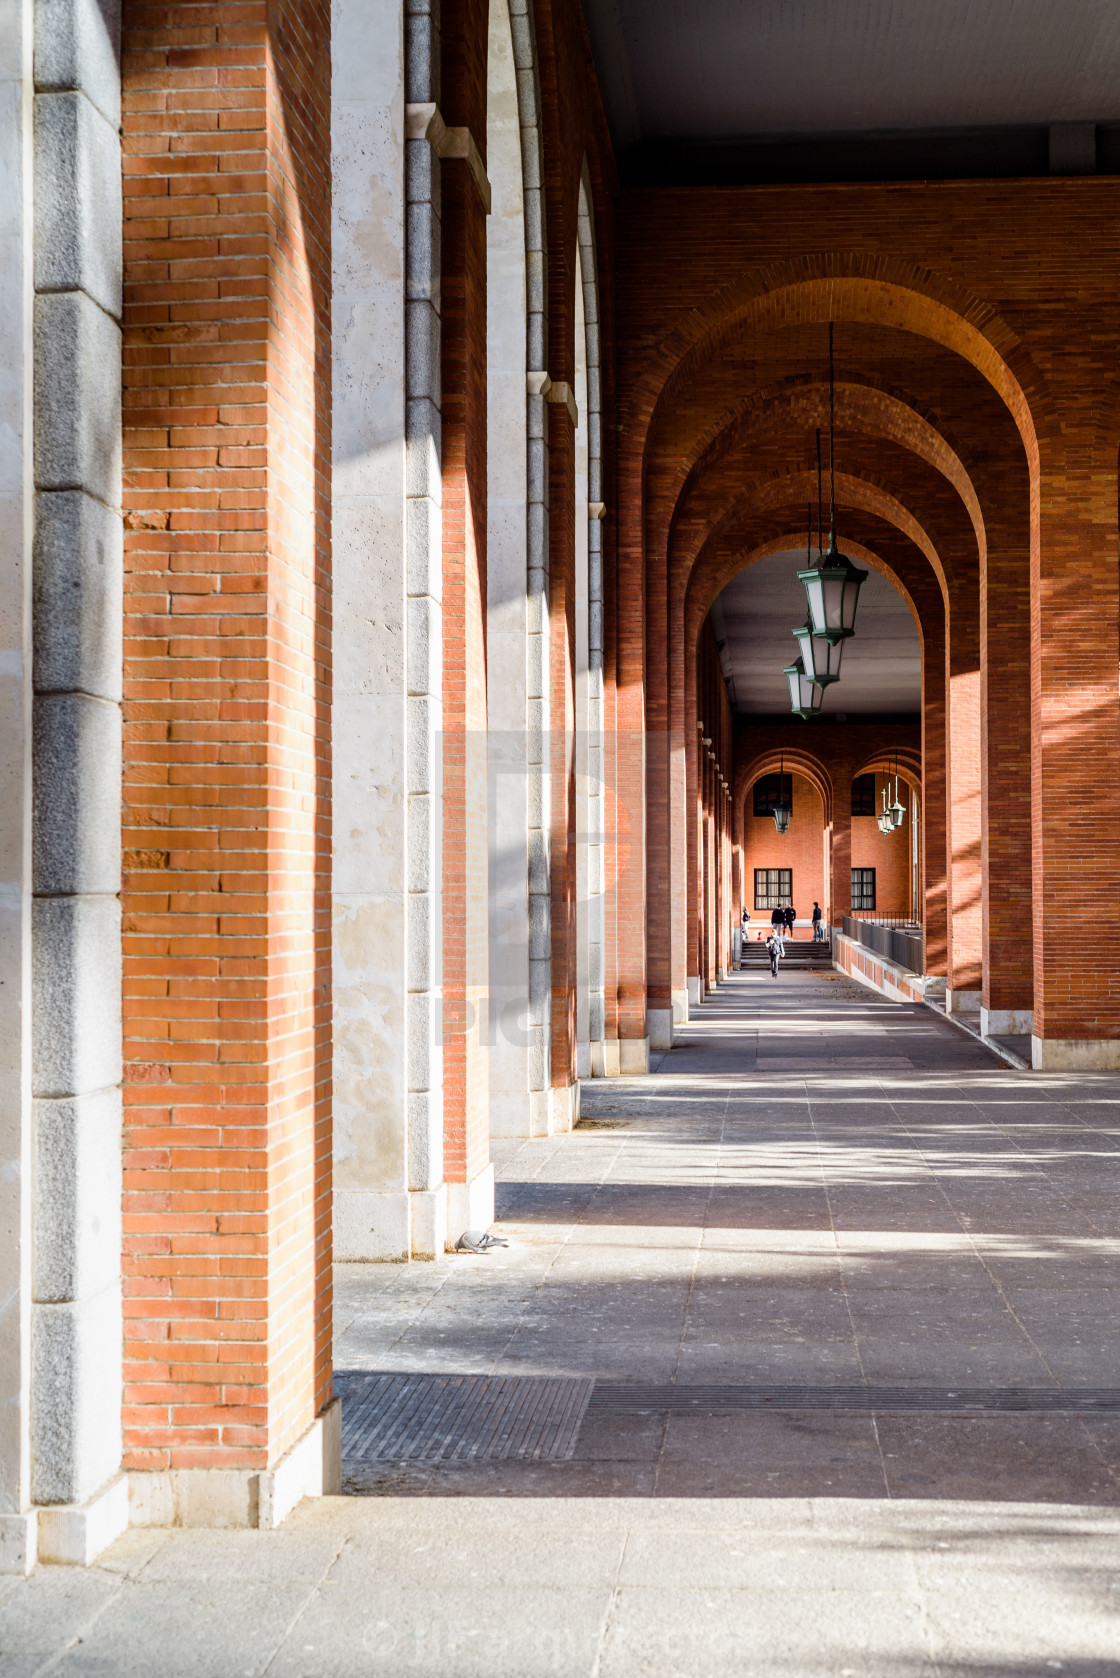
<box><xmin>581</xmin><ymin>0</ymin><xmax>1120</xmax><ymax>178</ymax></box>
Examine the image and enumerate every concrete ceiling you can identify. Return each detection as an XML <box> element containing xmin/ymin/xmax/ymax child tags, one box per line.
<box><xmin>581</xmin><ymin>0</ymin><xmax>1120</xmax><ymax>148</ymax></box>
<box><xmin>710</xmin><ymin>548</ymin><xmax>921</xmax><ymax>717</ymax></box>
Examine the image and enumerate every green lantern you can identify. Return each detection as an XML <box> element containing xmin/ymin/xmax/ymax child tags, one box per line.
<box><xmin>798</xmin><ymin>326</ymin><xmax>867</xmax><ymax>642</ymax></box>
<box><xmin>784</xmin><ymin>655</ymin><xmax>824</xmax><ymax>721</ymax></box>
<box><xmin>772</xmin><ymin>754</ymin><xmax>792</xmax><ymax>834</ymax></box>
<box><xmin>793</xmin><ymin>618</ymin><xmax>844</xmax><ymax>688</ymax></box>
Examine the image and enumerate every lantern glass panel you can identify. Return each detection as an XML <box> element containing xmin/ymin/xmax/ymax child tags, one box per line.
<box><xmin>793</xmin><ymin>623</ymin><xmax>843</xmax><ymax>688</ymax></box>
<box><xmin>798</xmin><ymin>568</ymin><xmax>827</xmax><ymax>636</ymax></box>
<box><xmin>784</xmin><ymin>657</ymin><xmax>823</xmax><ymax>719</ymax></box>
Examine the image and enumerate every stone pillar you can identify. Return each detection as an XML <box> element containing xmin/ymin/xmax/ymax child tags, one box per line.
<box><xmin>29</xmin><ymin>0</ymin><xmax>128</xmax><ymax>1565</ymax></box>
<box><xmin>0</xmin><ymin>0</ymin><xmax>35</xmax><ymax>1576</ymax></box>
<box><xmin>486</xmin><ymin>0</ymin><xmax>533</xmax><ymax>1135</ymax></box>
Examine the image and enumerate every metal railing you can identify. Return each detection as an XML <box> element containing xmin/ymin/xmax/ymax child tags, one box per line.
<box><xmin>841</xmin><ymin>914</ymin><xmax>923</xmax><ymax>974</ymax></box>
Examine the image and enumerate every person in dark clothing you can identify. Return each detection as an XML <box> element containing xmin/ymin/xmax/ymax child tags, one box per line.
<box><xmin>812</xmin><ymin>901</ymin><xmax>823</xmax><ymax>941</ymax></box>
<box><xmin>784</xmin><ymin>903</ymin><xmax>796</xmax><ymax>940</ymax></box>
<box><xmin>770</xmin><ymin>904</ymin><xmax>785</xmax><ymax>954</ymax></box>
<box><xmin>766</xmin><ymin>931</ymin><xmax>781</xmax><ymax>978</ymax></box>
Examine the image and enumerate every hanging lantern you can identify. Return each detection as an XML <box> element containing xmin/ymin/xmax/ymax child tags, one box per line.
<box><xmin>798</xmin><ymin>327</ymin><xmax>867</xmax><ymax>641</ymax></box>
<box><xmin>772</xmin><ymin>755</ymin><xmax>792</xmax><ymax>834</ymax></box>
<box><xmin>784</xmin><ymin>654</ymin><xmax>824</xmax><ymax>721</ymax></box>
<box><xmin>792</xmin><ymin>503</ymin><xmax>843</xmax><ymax>689</ymax></box>
<box><xmin>889</xmin><ymin>766</ymin><xmax>906</xmax><ymax>829</ymax></box>
<box><xmin>794</xmin><ymin>619</ymin><xmax>844</xmax><ymax>688</ymax></box>
<box><xmin>877</xmin><ymin>781</ymin><xmax>894</xmax><ymax>835</ymax></box>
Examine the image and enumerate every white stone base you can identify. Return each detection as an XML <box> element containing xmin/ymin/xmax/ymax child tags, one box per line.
<box><xmin>548</xmin><ymin>1082</ymin><xmax>580</xmax><ymax>1133</ymax></box>
<box><xmin>671</xmin><ymin>987</ymin><xmax>689</xmax><ymax>1024</ymax></box>
<box><xmin>37</xmin><ymin>1474</ymin><xmax>129</xmax><ymax>1566</ymax></box>
<box><xmin>0</xmin><ymin>1514</ymin><xmax>38</xmax><ymax>1576</ymax></box>
<box><xmin>945</xmin><ymin>987</ymin><xmax>982</xmax><ymax>1014</ymax></box>
<box><xmin>592</xmin><ymin>1039</ymin><xmax>620</xmax><ymax>1077</ymax></box>
<box><xmin>575</xmin><ymin>1040</ymin><xmax>591</xmax><ymax>1079</ymax></box>
<box><xmin>528</xmin><ymin>1089</ymin><xmax>553</xmax><ymax>1135</ymax></box>
<box><xmin>131</xmin><ymin>1398</ymin><xmax>341</xmax><ymax>1531</ymax></box>
<box><xmin>446</xmin><ymin>1162</ymin><xmax>496</xmax><ymax>1247</ymax></box>
<box><xmin>334</xmin><ymin>1187</ymin><xmax>448</xmax><ymax>1261</ymax></box>
<box><xmin>1031</xmin><ymin>1036</ymin><xmax>1120</xmax><ymax>1070</ymax></box>
<box><xmin>686</xmin><ymin>975</ymin><xmax>701</xmax><ymax>1007</ymax></box>
<box><xmin>490</xmin><ymin>1091</ymin><xmax>533</xmax><ymax>1138</ymax></box>
<box><xmin>648</xmin><ymin>1007</ymin><xmax>673</xmax><ymax>1051</ymax></box>
<box><xmin>409</xmin><ymin>1187</ymin><xmax>447</xmax><ymax>1260</ymax></box>
<box><xmin>981</xmin><ymin>1007</ymin><xmax>1034</xmax><ymax>1037</ymax></box>
<box><xmin>619</xmin><ymin>1036</ymin><xmax>649</xmax><ymax>1075</ymax></box>
<box><xmin>258</xmin><ymin>1398</ymin><xmax>342</xmax><ymax>1530</ymax></box>
<box><xmin>334</xmin><ymin>1189</ymin><xmax>410</xmax><ymax>1261</ymax></box>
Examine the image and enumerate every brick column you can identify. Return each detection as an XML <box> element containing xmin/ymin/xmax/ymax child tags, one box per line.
<box><xmin>440</xmin><ymin>119</ymin><xmax>495</xmax><ymax>1217</ymax></box>
<box><xmin>1031</xmin><ymin>468</ymin><xmax>1120</xmax><ymax>1066</ymax></box>
<box><xmin>921</xmin><ymin>610</ymin><xmax>948</xmax><ymax>979</ymax></box>
<box><xmin>829</xmin><ymin>764</ymin><xmax>852</xmax><ymax>931</ymax></box>
<box><xmin>120</xmin><ymin>0</ymin><xmax>336</xmax><ymax>1521</ymax></box>
<box><xmin>945</xmin><ymin>571</ymin><xmax>982</xmax><ymax>1011</ymax></box>
<box><xmin>981</xmin><ymin>503</ymin><xmax>1033</xmax><ymax>1034</ymax></box>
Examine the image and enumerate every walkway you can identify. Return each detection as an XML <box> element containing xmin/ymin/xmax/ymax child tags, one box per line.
<box><xmin>5</xmin><ymin>971</ymin><xmax>1120</xmax><ymax>1674</ymax></box>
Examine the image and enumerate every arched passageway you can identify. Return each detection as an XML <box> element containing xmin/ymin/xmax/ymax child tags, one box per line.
<box><xmin>10</xmin><ymin>0</ymin><xmax>1120</xmax><ymax>1639</ymax></box>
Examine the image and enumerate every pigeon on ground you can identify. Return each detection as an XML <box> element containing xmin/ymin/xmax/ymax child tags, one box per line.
<box><xmin>455</xmin><ymin>1229</ymin><xmax>509</xmax><ymax>1253</ymax></box>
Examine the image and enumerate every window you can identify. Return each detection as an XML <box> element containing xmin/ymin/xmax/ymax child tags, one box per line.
<box><xmin>851</xmin><ymin>868</ymin><xmax>876</xmax><ymax>911</ymax></box>
<box><xmin>851</xmin><ymin>773</ymin><xmax>875</xmax><ymax>817</ymax></box>
<box><xmin>753</xmin><ymin>773</ymin><xmax>792</xmax><ymax>817</ymax></box>
<box><xmin>755</xmin><ymin>868</ymin><xmax>792</xmax><ymax>910</ymax></box>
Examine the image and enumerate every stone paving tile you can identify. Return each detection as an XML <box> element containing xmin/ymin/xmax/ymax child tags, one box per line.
<box><xmin>9</xmin><ymin>973</ymin><xmax>1120</xmax><ymax>1675</ymax></box>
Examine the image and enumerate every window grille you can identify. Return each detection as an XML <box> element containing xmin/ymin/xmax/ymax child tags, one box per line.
<box><xmin>851</xmin><ymin>867</ymin><xmax>876</xmax><ymax>911</ymax></box>
<box><xmin>851</xmin><ymin>773</ymin><xmax>875</xmax><ymax>817</ymax></box>
<box><xmin>753</xmin><ymin>773</ymin><xmax>793</xmax><ymax>818</ymax></box>
<box><xmin>755</xmin><ymin>868</ymin><xmax>792</xmax><ymax>910</ymax></box>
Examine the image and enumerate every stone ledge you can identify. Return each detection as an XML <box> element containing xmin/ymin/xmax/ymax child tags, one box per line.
<box><xmin>37</xmin><ymin>1473</ymin><xmax>128</xmax><ymax>1566</ymax></box>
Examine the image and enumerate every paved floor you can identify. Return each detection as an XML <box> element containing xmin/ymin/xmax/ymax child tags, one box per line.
<box><xmin>5</xmin><ymin>970</ymin><xmax>1120</xmax><ymax>1675</ymax></box>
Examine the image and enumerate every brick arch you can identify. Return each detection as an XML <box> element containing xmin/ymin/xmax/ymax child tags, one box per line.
<box><xmin>684</xmin><ymin>470</ymin><xmax>947</xmax><ymax>641</ymax></box>
<box><xmin>696</xmin><ymin>530</ymin><xmax>926</xmax><ymax>654</ymax></box>
<box><xmin>663</xmin><ymin>380</ymin><xmax>986</xmax><ymax>576</ymax></box>
<box><xmin>737</xmin><ymin>750</ymin><xmax>835</xmax><ymax>828</ymax></box>
<box><xmin>627</xmin><ymin>257</ymin><xmax>1050</xmax><ymax>480</ymax></box>
<box><xmin>852</xmin><ymin>749</ymin><xmax>922</xmax><ymax>786</ymax></box>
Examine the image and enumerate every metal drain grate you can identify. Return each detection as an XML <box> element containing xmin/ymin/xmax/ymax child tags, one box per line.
<box><xmin>337</xmin><ymin>1372</ymin><xmax>594</xmax><ymax>1463</ymax></box>
<box><xmin>586</xmin><ymin>1383</ymin><xmax>1120</xmax><ymax>1414</ymax></box>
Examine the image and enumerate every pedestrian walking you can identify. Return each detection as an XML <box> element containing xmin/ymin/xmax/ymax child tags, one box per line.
<box><xmin>771</xmin><ymin>903</ymin><xmax>785</xmax><ymax>953</ymax></box>
<box><xmin>766</xmin><ymin>931</ymin><xmax>781</xmax><ymax>978</ymax></box>
<box><xmin>812</xmin><ymin>901</ymin><xmax>823</xmax><ymax>942</ymax></box>
<box><xmin>784</xmin><ymin>902</ymin><xmax>796</xmax><ymax>941</ymax></box>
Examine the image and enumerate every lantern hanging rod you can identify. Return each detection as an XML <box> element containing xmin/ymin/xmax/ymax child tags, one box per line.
<box><xmin>816</xmin><ymin>428</ymin><xmax>823</xmax><ymax>563</ymax></box>
<box><xmin>828</xmin><ymin>322</ymin><xmax>835</xmax><ymax>551</ymax></box>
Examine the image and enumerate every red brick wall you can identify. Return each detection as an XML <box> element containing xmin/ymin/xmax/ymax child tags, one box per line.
<box><xmin>742</xmin><ymin>773</ymin><xmax>826</xmax><ymax>932</ymax></box>
<box><xmin>120</xmin><ymin>0</ymin><xmax>332</xmax><ymax>1473</ymax></box>
<box><xmin>852</xmin><ymin>775</ymin><xmax>915</xmax><ymax>917</ymax></box>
